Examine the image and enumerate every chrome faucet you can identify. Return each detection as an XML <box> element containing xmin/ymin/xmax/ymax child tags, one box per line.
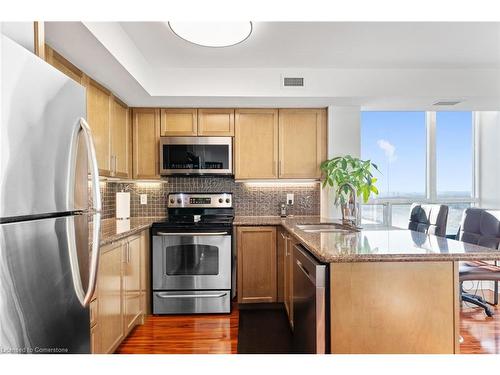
<box><xmin>337</xmin><ymin>182</ymin><xmax>361</xmax><ymax>229</ymax></box>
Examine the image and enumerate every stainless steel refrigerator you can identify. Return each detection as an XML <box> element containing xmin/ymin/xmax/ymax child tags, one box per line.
<box><xmin>0</xmin><ymin>35</ymin><xmax>102</xmax><ymax>354</ymax></box>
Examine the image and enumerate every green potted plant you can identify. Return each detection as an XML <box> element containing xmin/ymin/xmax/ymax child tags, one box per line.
<box><xmin>320</xmin><ymin>155</ymin><xmax>380</xmax><ymax>226</ymax></box>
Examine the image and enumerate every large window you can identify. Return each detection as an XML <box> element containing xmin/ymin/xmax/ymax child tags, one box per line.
<box><xmin>361</xmin><ymin>111</ymin><xmax>476</xmax><ymax>235</ymax></box>
<box><xmin>361</xmin><ymin>112</ymin><xmax>426</xmax><ymax>198</ymax></box>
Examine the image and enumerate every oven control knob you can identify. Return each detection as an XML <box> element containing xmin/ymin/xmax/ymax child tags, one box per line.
<box><xmin>226</xmin><ymin>198</ymin><xmax>230</xmax><ymax>203</ymax></box>
<box><xmin>169</xmin><ymin>198</ymin><xmax>174</xmax><ymax>204</ymax></box>
<box><xmin>177</xmin><ymin>199</ymin><xmax>182</xmax><ymax>204</ymax></box>
<box><xmin>218</xmin><ymin>198</ymin><xmax>223</xmax><ymax>203</ymax></box>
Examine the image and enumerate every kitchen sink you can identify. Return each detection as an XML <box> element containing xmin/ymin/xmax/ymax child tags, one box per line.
<box><xmin>296</xmin><ymin>223</ymin><xmax>357</xmax><ymax>233</ymax></box>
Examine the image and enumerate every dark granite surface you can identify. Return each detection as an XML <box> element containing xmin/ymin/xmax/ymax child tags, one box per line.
<box><xmin>234</xmin><ymin>216</ymin><xmax>500</xmax><ymax>263</ymax></box>
<box><xmin>92</xmin><ymin>217</ymin><xmax>164</xmax><ymax>247</ymax></box>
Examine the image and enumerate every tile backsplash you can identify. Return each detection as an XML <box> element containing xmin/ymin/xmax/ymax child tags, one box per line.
<box><xmin>95</xmin><ymin>177</ymin><xmax>321</xmax><ymax>218</ymax></box>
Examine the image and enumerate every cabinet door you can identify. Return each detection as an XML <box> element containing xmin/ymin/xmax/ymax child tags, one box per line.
<box><xmin>198</xmin><ymin>109</ymin><xmax>235</xmax><ymax>136</ymax></box>
<box><xmin>123</xmin><ymin>235</ymin><xmax>142</xmax><ymax>333</ymax></box>
<box><xmin>132</xmin><ymin>108</ymin><xmax>160</xmax><ymax>179</ymax></box>
<box><xmin>237</xmin><ymin>226</ymin><xmax>277</xmax><ymax>303</ymax></box>
<box><xmin>110</xmin><ymin>98</ymin><xmax>130</xmax><ymax>178</ymax></box>
<box><xmin>97</xmin><ymin>241</ymin><xmax>124</xmax><ymax>354</ymax></box>
<box><xmin>160</xmin><ymin>108</ymin><xmax>197</xmax><ymax>136</ymax></box>
<box><xmin>85</xmin><ymin>79</ymin><xmax>111</xmax><ymax>176</ymax></box>
<box><xmin>234</xmin><ymin>109</ymin><xmax>279</xmax><ymax>179</ymax></box>
<box><xmin>277</xmin><ymin>228</ymin><xmax>286</xmax><ymax>303</ymax></box>
<box><xmin>140</xmin><ymin>229</ymin><xmax>151</xmax><ymax>315</ymax></box>
<box><xmin>90</xmin><ymin>324</ymin><xmax>100</xmax><ymax>354</ymax></box>
<box><xmin>278</xmin><ymin>109</ymin><xmax>327</xmax><ymax>178</ymax></box>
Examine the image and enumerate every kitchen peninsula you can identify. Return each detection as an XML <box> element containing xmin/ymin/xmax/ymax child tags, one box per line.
<box><xmin>234</xmin><ymin>216</ymin><xmax>500</xmax><ymax>354</ymax></box>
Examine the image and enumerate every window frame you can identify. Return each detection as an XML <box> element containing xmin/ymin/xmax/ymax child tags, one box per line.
<box><xmin>362</xmin><ymin>111</ymin><xmax>478</xmax><ymax>227</ymax></box>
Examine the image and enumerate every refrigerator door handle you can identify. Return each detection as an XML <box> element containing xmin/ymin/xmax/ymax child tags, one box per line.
<box><xmin>79</xmin><ymin>117</ymin><xmax>101</xmax><ymax>213</ymax></box>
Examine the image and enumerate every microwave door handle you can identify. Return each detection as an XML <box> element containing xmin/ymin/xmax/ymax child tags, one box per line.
<box><xmin>156</xmin><ymin>232</ymin><xmax>229</xmax><ymax>236</ymax></box>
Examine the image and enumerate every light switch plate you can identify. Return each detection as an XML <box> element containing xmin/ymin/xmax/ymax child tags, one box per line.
<box><xmin>140</xmin><ymin>194</ymin><xmax>147</xmax><ymax>205</ymax></box>
<box><xmin>287</xmin><ymin>193</ymin><xmax>294</xmax><ymax>205</ymax></box>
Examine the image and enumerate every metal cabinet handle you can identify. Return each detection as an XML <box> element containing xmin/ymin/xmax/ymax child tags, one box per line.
<box><xmin>156</xmin><ymin>292</ymin><xmax>227</xmax><ymax>299</ymax></box>
<box><xmin>156</xmin><ymin>232</ymin><xmax>229</xmax><ymax>236</ymax></box>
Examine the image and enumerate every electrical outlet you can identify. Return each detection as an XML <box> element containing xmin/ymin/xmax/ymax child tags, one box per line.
<box><xmin>286</xmin><ymin>193</ymin><xmax>294</xmax><ymax>205</ymax></box>
<box><xmin>140</xmin><ymin>194</ymin><xmax>147</xmax><ymax>205</ymax></box>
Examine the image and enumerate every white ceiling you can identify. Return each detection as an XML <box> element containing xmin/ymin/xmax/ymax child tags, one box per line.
<box><xmin>120</xmin><ymin>22</ymin><xmax>500</xmax><ymax>69</ymax></box>
<box><xmin>43</xmin><ymin>21</ymin><xmax>500</xmax><ymax>109</ymax></box>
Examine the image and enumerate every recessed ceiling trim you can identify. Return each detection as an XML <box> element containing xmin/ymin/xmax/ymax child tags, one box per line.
<box><xmin>167</xmin><ymin>21</ymin><xmax>253</xmax><ymax>48</ymax></box>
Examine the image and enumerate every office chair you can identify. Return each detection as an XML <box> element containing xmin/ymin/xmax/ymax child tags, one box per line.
<box><xmin>457</xmin><ymin>208</ymin><xmax>500</xmax><ymax>317</ymax></box>
<box><xmin>408</xmin><ymin>203</ymin><xmax>449</xmax><ymax>237</ymax></box>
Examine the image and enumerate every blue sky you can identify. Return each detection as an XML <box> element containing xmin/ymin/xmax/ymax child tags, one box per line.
<box><xmin>361</xmin><ymin>111</ymin><xmax>472</xmax><ymax>198</ymax></box>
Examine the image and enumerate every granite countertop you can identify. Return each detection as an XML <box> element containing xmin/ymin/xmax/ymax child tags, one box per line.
<box><xmin>92</xmin><ymin>217</ymin><xmax>165</xmax><ymax>247</ymax></box>
<box><xmin>235</xmin><ymin>215</ymin><xmax>500</xmax><ymax>263</ymax></box>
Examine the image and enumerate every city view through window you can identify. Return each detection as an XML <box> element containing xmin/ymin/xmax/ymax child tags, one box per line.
<box><xmin>361</xmin><ymin>111</ymin><xmax>473</xmax><ymax>234</ymax></box>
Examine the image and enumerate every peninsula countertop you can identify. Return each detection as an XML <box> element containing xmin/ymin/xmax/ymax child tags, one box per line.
<box><xmin>234</xmin><ymin>215</ymin><xmax>500</xmax><ymax>263</ymax></box>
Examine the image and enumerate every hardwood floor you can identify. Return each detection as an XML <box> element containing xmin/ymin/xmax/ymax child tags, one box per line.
<box><xmin>116</xmin><ymin>297</ymin><xmax>500</xmax><ymax>354</ymax></box>
<box><xmin>116</xmin><ymin>304</ymin><xmax>239</xmax><ymax>354</ymax></box>
<box><xmin>460</xmin><ymin>291</ymin><xmax>500</xmax><ymax>354</ymax></box>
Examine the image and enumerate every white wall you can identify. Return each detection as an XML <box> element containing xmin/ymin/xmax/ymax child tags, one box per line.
<box><xmin>321</xmin><ymin>106</ymin><xmax>361</xmax><ymax>218</ymax></box>
<box><xmin>478</xmin><ymin>112</ymin><xmax>500</xmax><ymax>209</ymax></box>
<box><xmin>0</xmin><ymin>22</ymin><xmax>34</xmax><ymax>53</ymax></box>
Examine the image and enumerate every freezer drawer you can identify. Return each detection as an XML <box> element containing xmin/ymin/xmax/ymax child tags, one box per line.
<box><xmin>153</xmin><ymin>290</ymin><xmax>231</xmax><ymax>314</ymax></box>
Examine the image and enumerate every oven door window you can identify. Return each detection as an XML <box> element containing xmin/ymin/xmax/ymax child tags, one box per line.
<box><xmin>162</xmin><ymin>144</ymin><xmax>229</xmax><ymax>170</ymax></box>
<box><xmin>164</xmin><ymin>244</ymin><xmax>219</xmax><ymax>275</ymax></box>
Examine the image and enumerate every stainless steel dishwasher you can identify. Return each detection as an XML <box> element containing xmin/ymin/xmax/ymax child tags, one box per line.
<box><xmin>292</xmin><ymin>244</ymin><xmax>327</xmax><ymax>354</ymax></box>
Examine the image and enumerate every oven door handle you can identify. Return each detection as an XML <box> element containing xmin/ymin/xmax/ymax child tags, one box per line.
<box><xmin>155</xmin><ymin>232</ymin><xmax>229</xmax><ymax>236</ymax></box>
<box><xmin>156</xmin><ymin>292</ymin><xmax>228</xmax><ymax>299</ymax></box>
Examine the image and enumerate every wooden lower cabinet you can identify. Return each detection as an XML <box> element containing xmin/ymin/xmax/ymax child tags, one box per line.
<box><xmin>123</xmin><ymin>235</ymin><xmax>142</xmax><ymax>332</ymax></box>
<box><xmin>283</xmin><ymin>232</ymin><xmax>295</xmax><ymax>328</ymax></box>
<box><xmin>96</xmin><ymin>241</ymin><xmax>123</xmax><ymax>354</ymax></box>
<box><xmin>237</xmin><ymin>226</ymin><xmax>277</xmax><ymax>303</ymax></box>
<box><xmin>91</xmin><ymin>229</ymin><xmax>150</xmax><ymax>353</ymax></box>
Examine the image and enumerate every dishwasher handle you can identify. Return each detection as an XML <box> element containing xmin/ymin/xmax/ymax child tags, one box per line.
<box><xmin>293</xmin><ymin>244</ymin><xmax>326</xmax><ymax>287</ymax></box>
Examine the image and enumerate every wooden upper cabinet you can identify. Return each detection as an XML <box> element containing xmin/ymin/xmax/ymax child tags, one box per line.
<box><xmin>198</xmin><ymin>109</ymin><xmax>235</xmax><ymax>136</ymax></box>
<box><xmin>237</xmin><ymin>226</ymin><xmax>277</xmax><ymax>304</ymax></box>
<box><xmin>160</xmin><ymin>108</ymin><xmax>197</xmax><ymax>136</ymax></box>
<box><xmin>85</xmin><ymin>78</ymin><xmax>112</xmax><ymax>176</ymax></box>
<box><xmin>110</xmin><ymin>98</ymin><xmax>130</xmax><ymax>178</ymax></box>
<box><xmin>234</xmin><ymin>109</ymin><xmax>279</xmax><ymax>179</ymax></box>
<box><xmin>45</xmin><ymin>44</ymin><xmax>83</xmax><ymax>84</ymax></box>
<box><xmin>278</xmin><ymin>108</ymin><xmax>327</xmax><ymax>179</ymax></box>
<box><xmin>132</xmin><ymin>108</ymin><xmax>160</xmax><ymax>179</ymax></box>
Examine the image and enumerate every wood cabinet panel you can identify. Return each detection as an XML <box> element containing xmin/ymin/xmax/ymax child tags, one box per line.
<box><xmin>237</xmin><ymin>226</ymin><xmax>277</xmax><ymax>303</ymax></box>
<box><xmin>277</xmin><ymin>228</ymin><xmax>286</xmax><ymax>303</ymax></box>
<box><xmin>110</xmin><ymin>98</ymin><xmax>130</xmax><ymax>178</ymax></box>
<box><xmin>160</xmin><ymin>108</ymin><xmax>197</xmax><ymax>136</ymax></box>
<box><xmin>278</xmin><ymin>109</ymin><xmax>327</xmax><ymax>179</ymax></box>
<box><xmin>234</xmin><ymin>109</ymin><xmax>279</xmax><ymax>179</ymax></box>
<box><xmin>140</xmin><ymin>230</ymin><xmax>151</xmax><ymax>316</ymax></box>
<box><xmin>123</xmin><ymin>235</ymin><xmax>142</xmax><ymax>333</ymax></box>
<box><xmin>330</xmin><ymin>261</ymin><xmax>459</xmax><ymax>354</ymax></box>
<box><xmin>198</xmin><ymin>108</ymin><xmax>235</xmax><ymax>136</ymax></box>
<box><xmin>132</xmin><ymin>108</ymin><xmax>160</xmax><ymax>179</ymax></box>
<box><xmin>97</xmin><ymin>241</ymin><xmax>123</xmax><ymax>354</ymax></box>
<box><xmin>284</xmin><ymin>234</ymin><xmax>295</xmax><ymax>328</ymax></box>
<box><xmin>85</xmin><ymin>79</ymin><xmax>111</xmax><ymax>176</ymax></box>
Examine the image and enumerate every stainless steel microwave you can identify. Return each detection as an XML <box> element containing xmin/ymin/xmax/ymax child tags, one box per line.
<box><xmin>159</xmin><ymin>137</ymin><xmax>233</xmax><ymax>176</ymax></box>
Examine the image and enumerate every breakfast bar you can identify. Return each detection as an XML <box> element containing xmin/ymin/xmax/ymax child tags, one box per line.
<box><xmin>234</xmin><ymin>216</ymin><xmax>500</xmax><ymax>354</ymax></box>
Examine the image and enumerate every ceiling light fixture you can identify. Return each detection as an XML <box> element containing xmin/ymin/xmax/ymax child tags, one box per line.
<box><xmin>168</xmin><ymin>21</ymin><xmax>252</xmax><ymax>48</ymax></box>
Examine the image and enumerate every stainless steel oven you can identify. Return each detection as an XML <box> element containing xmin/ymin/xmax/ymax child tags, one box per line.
<box><xmin>159</xmin><ymin>136</ymin><xmax>233</xmax><ymax>176</ymax></box>
<box><xmin>152</xmin><ymin>230</ymin><xmax>231</xmax><ymax>291</ymax></box>
<box><xmin>151</xmin><ymin>193</ymin><xmax>234</xmax><ymax>314</ymax></box>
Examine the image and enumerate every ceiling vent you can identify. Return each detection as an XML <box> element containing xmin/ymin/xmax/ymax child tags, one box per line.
<box><xmin>283</xmin><ymin>77</ymin><xmax>305</xmax><ymax>87</ymax></box>
<box><xmin>433</xmin><ymin>100</ymin><xmax>462</xmax><ymax>106</ymax></box>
